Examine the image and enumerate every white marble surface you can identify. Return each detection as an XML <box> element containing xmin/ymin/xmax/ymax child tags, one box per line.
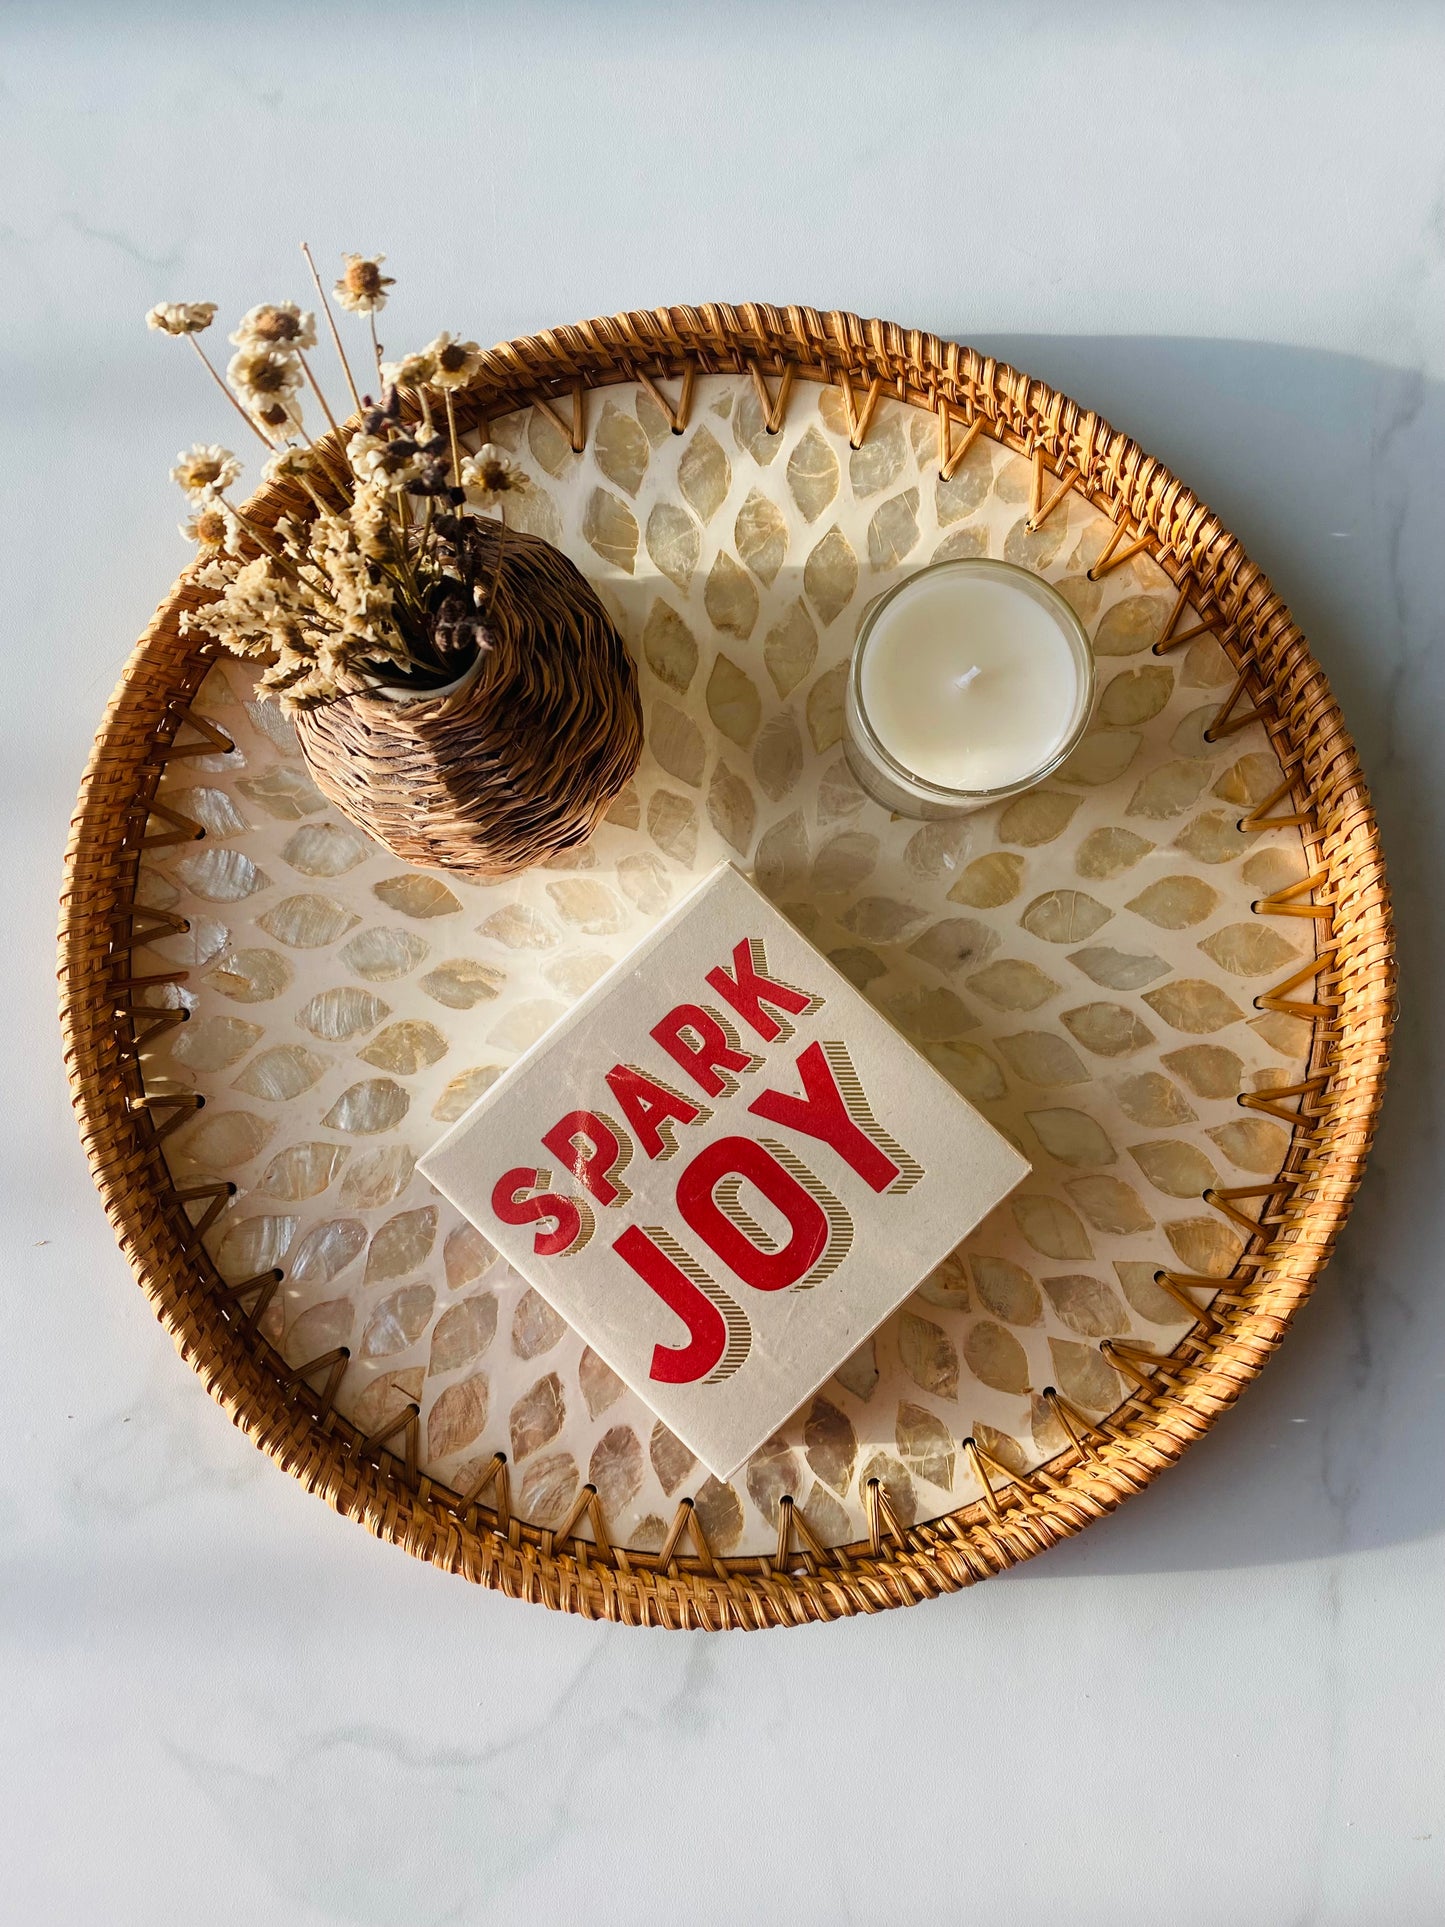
<box><xmin>5</xmin><ymin>4</ymin><xmax>1444</xmax><ymax>1921</ymax></box>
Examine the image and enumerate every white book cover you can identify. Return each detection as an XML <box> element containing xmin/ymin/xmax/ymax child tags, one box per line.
<box><xmin>420</xmin><ymin>862</ymin><xmax>1030</xmax><ymax>1480</ymax></box>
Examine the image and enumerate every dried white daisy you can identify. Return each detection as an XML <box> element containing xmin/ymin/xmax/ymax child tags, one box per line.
<box><xmin>146</xmin><ymin>301</ymin><xmax>218</xmax><ymax>336</ymax></box>
<box><xmin>231</xmin><ymin>302</ymin><xmax>318</xmax><ymax>351</ymax></box>
<box><xmin>380</xmin><ymin>349</ymin><xmax>437</xmax><ymax>389</ymax></box>
<box><xmin>262</xmin><ymin>445</ymin><xmax>315</xmax><ymax>486</ymax></box>
<box><xmin>426</xmin><ymin>332</ymin><xmax>484</xmax><ymax>391</ymax></box>
<box><xmin>171</xmin><ymin>442</ymin><xmax>242</xmax><ymax>498</ymax></box>
<box><xmin>460</xmin><ymin>443</ymin><xmax>528</xmax><ymax>504</ymax></box>
<box><xmin>180</xmin><ymin>501</ymin><xmax>239</xmax><ymax>551</ymax></box>
<box><xmin>250</xmin><ymin>394</ymin><xmax>305</xmax><ymax>437</ymax></box>
<box><xmin>334</xmin><ymin>254</ymin><xmax>394</xmax><ymax>314</ymax></box>
<box><xmin>228</xmin><ymin>344</ymin><xmax>303</xmax><ymax>407</ymax></box>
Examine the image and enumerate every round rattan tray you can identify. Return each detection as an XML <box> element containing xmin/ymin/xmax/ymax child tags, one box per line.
<box><xmin>60</xmin><ymin>306</ymin><xmax>1393</xmax><ymax>1628</ymax></box>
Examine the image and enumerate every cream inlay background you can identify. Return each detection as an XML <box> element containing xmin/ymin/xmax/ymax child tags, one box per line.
<box><xmin>138</xmin><ymin>374</ymin><xmax>1312</xmax><ymax>1558</ymax></box>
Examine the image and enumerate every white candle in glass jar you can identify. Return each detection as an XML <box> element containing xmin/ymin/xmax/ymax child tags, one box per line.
<box><xmin>844</xmin><ymin>559</ymin><xmax>1094</xmax><ymax>816</ymax></box>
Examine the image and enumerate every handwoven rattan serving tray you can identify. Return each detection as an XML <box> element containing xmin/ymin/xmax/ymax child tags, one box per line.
<box><xmin>60</xmin><ymin>306</ymin><xmax>1393</xmax><ymax>1628</ymax></box>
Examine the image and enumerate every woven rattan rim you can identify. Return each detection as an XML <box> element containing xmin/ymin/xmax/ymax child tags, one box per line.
<box><xmin>59</xmin><ymin>304</ymin><xmax>1395</xmax><ymax>1628</ymax></box>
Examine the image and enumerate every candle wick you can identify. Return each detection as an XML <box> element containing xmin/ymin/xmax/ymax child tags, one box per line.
<box><xmin>954</xmin><ymin>664</ymin><xmax>982</xmax><ymax>690</ymax></box>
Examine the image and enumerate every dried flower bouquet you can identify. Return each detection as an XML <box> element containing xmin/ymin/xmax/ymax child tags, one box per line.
<box><xmin>148</xmin><ymin>250</ymin><xmax>643</xmax><ymax>875</ymax></box>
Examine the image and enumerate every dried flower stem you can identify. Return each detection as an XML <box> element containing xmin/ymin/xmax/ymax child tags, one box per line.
<box><xmin>368</xmin><ymin>312</ymin><xmax>384</xmax><ymax>390</ymax></box>
<box><xmin>297</xmin><ymin>350</ymin><xmax>340</xmax><ymax>435</ymax></box>
<box><xmin>301</xmin><ymin>240</ymin><xmax>361</xmax><ymax>413</ymax></box>
<box><xmin>444</xmin><ymin>391</ymin><xmax>462</xmax><ymax>488</ymax></box>
<box><xmin>187</xmin><ymin>336</ymin><xmax>274</xmax><ymax>448</ymax></box>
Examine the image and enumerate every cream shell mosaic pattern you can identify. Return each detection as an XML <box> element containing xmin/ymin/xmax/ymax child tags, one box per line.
<box><xmin>140</xmin><ymin>374</ymin><xmax>1314</xmax><ymax>1558</ymax></box>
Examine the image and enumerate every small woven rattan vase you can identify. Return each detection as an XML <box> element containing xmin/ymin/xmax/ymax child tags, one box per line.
<box><xmin>293</xmin><ymin>522</ymin><xmax>643</xmax><ymax>877</ymax></box>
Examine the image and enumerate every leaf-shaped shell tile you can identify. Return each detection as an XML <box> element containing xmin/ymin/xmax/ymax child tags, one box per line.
<box><xmin>804</xmin><ymin>526</ymin><xmax>858</xmax><ymax>626</ymax></box>
<box><xmin>805</xmin><ymin>661</ymin><xmax>847</xmax><ymax>754</ymax></box>
<box><xmin>419</xmin><ymin>958</ymin><xmax>505</xmax><ymax>1009</ymax></box>
<box><xmin>752</xmin><ymin>711</ymin><xmax>803</xmax><ymax>802</ymax></box>
<box><xmin>1068</xmin><ymin>946</ymin><xmax>1170</xmax><ymax>991</ymax></box>
<box><xmin>322</xmin><ymin>1077</ymin><xmax>410</xmax><ymax>1134</ymax></box>
<box><xmin>443</xmin><ymin>1223</ymin><xmax>498</xmax><ymax>1291</ymax></box>
<box><xmin>1174</xmin><ymin>811</ymin><xmax>1258</xmax><ymax>864</ymax></box>
<box><xmin>969</xmin><ymin>1254</ymin><xmax>1042</xmax><ymax>1325</ymax></box>
<box><xmin>589</xmin><ymin>1425</ymin><xmax>644</xmax><ymax>1516</ymax></box>
<box><xmin>1114</xmin><ymin>1260</ymin><xmax>1190</xmax><ymax>1326</ymax></box>
<box><xmin>372</xmin><ymin>874</ymin><xmax>461</xmax><ymax>920</ymax></box>
<box><xmin>786</xmin><ymin>424</ymin><xmax>839</xmax><ymax>523</ymax></box>
<box><xmin>173</xmin><ymin>848</ymin><xmax>270</xmax><ymax>903</ymax></box>
<box><xmin>216</xmin><ymin>1213</ymin><xmax>297</xmax><ymax>1281</ymax></box>
<box><xmin>706</xmin><ymin>655</ymin><xmax>762</xmax><ymax>747</ymax></box>
<box><xmin>363</xmin><ymin>1206</ymin><xmax>438</xmax><ymax>1285</ymax></box>
<box><xmin>1142</xmin><ymin>979</ymin><xmax>1245</xmax><ymax>1034</ymax></box>
<box><xmin>1012</xmin><ymin>1192</ymin><xmax>1093</xmax><ymax>1260</ymax></box>
<box><xmin>678</xmin><ymin>426</ymin><xmax>731</xmax><ymax>521</ymax></box>
<box><xmin>281</xmin><ymin>821</ymin><xmax>372</xmax><ymax>877</ymax></box>
<box><xmin>237</xmin><ymin>766</ymin><xmax>325</xmax><ymax>819</ymax></box>
<box><xmin>1061</xmin><ymin>1002</ymin><xmax>1155</xmax><ymax>1056</ymax></box>
<box><xmin>173</xmin><ymin>1015</ymin><xmax>264</xmax><ymax>1072</ymax></box>
<box><xmin>295</xmin><ymin>987</ymin><xmax>389</xmax><ymax>1042</ymax></box>
<box><xmin>1197</xmin><ymin>922</ymin><xmax>1301</xmax><ymax>976</ymax></box>
<box><xmin>849</xmin><ymin>414</ymin><xmax>907</xmax><ymax>498</ymax></box>
<box><xmin>649</xmin><ymin>1420</ymin><xmax>696</xmax><ymax>1496</ymax></box>
<box><xmin>509</xmin><ymin>1372</ymin><xmax>565</xmax><ymax>1461</ymax></box>
<box><xmin>339</xmin><ymin>1145</ymin><xmax>415</xmax><ymax>1208</ymax></box>
<box><xmin>1029</xmin><ymin>1108</ymin><xmax>1117</xmax><ymax>1167</ymax></box>
<box><xmin>1099</xmin><ymin>664</ymin><xmax>1174</xmax><ymax>727</ymax></box>
<box><xmin>642</xmin><ymin>600</ymin><xmax>699</xmax><ymax>693</ymax></box>
<box><xmin>833</xmin><ymin>1338</ymin><xmax>879</xmax><ymax>1402</ymax></box>
<box><xmin>647</xmin><ymin>789</ymin><xmax>698</xmax><ymax>865</ymax></box>
<box><xmin>1021</xmin><ymin>890</ymin><xmax>1112</xmax><ymax>944</ymax></box>
<box><xmin>703</xmin><ymin>551</ymin><xmax>759</xmax><ymax>640</ymax></box>
<box><xmin>966</xmin><ymin>958</ymin><xmax>1060</xmax><ymax>1011</ymax></box>
<box><xmin>707</xmin><ymin>762</ymin><xmax>756</xmax><ymax>855</ymax></box>
<box><xmin>1109</xmin><ymin>1072</ymin><xmax>1197</xmax><ymax>1127</ymax></box>
<box><xmin>592</xmin><ymin>399</ymin><xmax>649</xmax><ymax>496</ymax></box>
<box><xmin>338</xmin><ymin>928</ymin><xmax>429</xmax><ymax>981</ymax></box>
<box><xmin>427</xmin><ymin>1372</ymin><xmax>489</xmax><ymax>1460</ymax></box>
<box><xmin>745</xmin><ymin>1436</ymin><xmax>803</xmax><ymax>1528</ymax></box>
<box><xmin>512</xmin><ymin>1287</ymin><xmax>566</xmax><ymax>1359</ymax></box>
<box><xmin>999</xmin><ymin>790</ymin><xmax>1081</xmax><ymax>847</ymax></box>
<box><xmin>928</xmin><ymin>1040</ymin><xmax>1005</xmax><ymax>1101</ymax></box>
<box><xmin>1075</xmin><ymin>828</ymin><xmax>1154</xmax><ymax>880</ymax></box>
<box><xmin>259</xmin><ymin>1141</ymin><xmax>349</xmax><ymax>1200</ymax></box>
<box><xmin>1164</xmin><ymin>1217</ymin><xmax>1244</xmax><ymax>1276</ymax></box>
<box><xmin>258</xmin><ymin>895</ymin><xmax>360</xmax><ymax>948</ymax></box>
<box><xmin>282</xmin><ymin>1295</ymin><xmax>353</xmax><ymax>1367</ymax></box>
<box><xmin>361</xmin><ymin>1283</ymin><xmax>435</xmax><ymax>1358</ymax></box>
<box><xmin>1048</xmin><ymin>1340</ymin><xmax>1119</xmax><ymax>1412</ymax></box>
<box><xmin>1161</xmin><ymin>1044</ymin><xmax>1244</xmax><ymax>1099</ymax></box>
<box><xmin>996</xmin><ymin>1030</ymin><xmax>1088</xmax><ymax>1086</ymax></box>
<box><xmin>1127</xmin><ymin>875</ymin><xmax>1220</xmax><ymax>928</ymax></box>
<box><xmin>169</xmin><ymin>786</ymin><xmax>249</xmax><ymax>836</ymax></box>
<box><xmin>1094</xmin><ymin>594</ymin><xmax>1169</xmax><ymax>655</ymax></box>
<box><xmin>895</xmin><ymin>1402</ymin><xmax>955</xmax><ymax>1489</ymax></box>
<box><xmin>963</xmin><ymin>1320</ymin><xmax>1030</xmax><ymax>1394</ymax></box>
<box><xmin>429</xmin><ymin>1294</ymin><xmax>498</xmax><ymax>1376</ymax></box>
<box><xmin>580</xmin><ymin>1347</ymin><xmax>626</xmax><ymax>1419</ymax></box>
<box><xmin>897</xmin><ymin>1311</ymin><xmax>959</xmax><ymax>1398</ymax></box>
<box><xmin>762</xmin><ymin>600</ymin><xmax>818</xmax><ymax>697</ymax></box>
<box><xmin>693</xmin><ymin>1476</ymin><xmax>745</xmax><ymax>1552</ymax></box>
<box><xmin>179</xmin><ymin>1109</ymin><xmax>274</xmax><ymax>1170</ymax></box>
<box><xmin>581</xmin><ymin>488</ymin><xmax>639</xmax><ymax>572</ymax></box>
<box><xmin>287</xmin><ymin>1217</ymin><xmax>366</xmax><ymax>1285</ymax></box>
<box><xmin>867</xmin><ymin>488</ymin><xmax>920</xmax><ymax>570</ymax></box>
<box><xmin>358</xmin><ymin>1019</ymin><xmax>448</xmax><ymax>1073</ymax></box>
<box><xmin>753</xmin><ymin>811</ymin><xmax>808</xmax><ymax>898</ymax></box>
<box><xmin>803</xmin><ymin>1397</ymin><xmax>857</xmax><ymax>1493</ymax></box>
<box><xmin>644</xmin><ymin>503</ymin><xmax>700</xmax><ymax>594</ymax></box>
<box><xmin>1208</xmin><ymin>1118</ymin><xmax>1290</xmax><ymax>1173</ymax></box>
<box><xmin>948</xmin><ymin>852</ymin><xmax>1024</xmax><ymax>909</ymax></box>
<box><xmin>232</xmin><ymin>1044</ymin><xmax>328</xmax><ymax>1100</ymax></box>
<box><xmin>1063</xmin><ymin>1176</ymin><xmax>1154</xmax><ymax>1235</ymax></box>
<box><xmin>545</xmin><ymin>878</ymin><xmax>627</xmax><ymax>934</ymax></box>
<box><xmin>527</xmin><ymin>407</ymin><xmax>578</xmax><ymax>477</ymax></box>
<box><xmin>649</xmin><ymin>703</ymin><xmax>706</xmax><ymax>787</ymax></box>
<box><xmin>734</xmin><ymin>489</ymin><xmax>788</xmax><ymax>586</ymax></box>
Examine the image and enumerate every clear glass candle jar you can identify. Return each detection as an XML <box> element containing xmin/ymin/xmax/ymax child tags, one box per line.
<box><xmin>843</xmin><ymin>558</ymin><xmax>1096</xmax><ymax>818</ymax></box>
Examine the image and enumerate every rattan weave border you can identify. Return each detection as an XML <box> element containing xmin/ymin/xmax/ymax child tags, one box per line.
<box><xmin>58</xmin><ymin>305</ymin><xmax>1394</xmax><ymax>1628</ymax></box>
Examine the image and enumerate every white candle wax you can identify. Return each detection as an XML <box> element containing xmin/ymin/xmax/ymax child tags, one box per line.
<box><xmin>845</xmin><ymin>560</ymin><xmax>1093</xmax><ymax>814</ymax></box>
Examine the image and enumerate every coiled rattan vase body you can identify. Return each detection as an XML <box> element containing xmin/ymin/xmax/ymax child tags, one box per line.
<box><xmin>294</xmin><ymin>524</ymin><xmax>643</xmax><ymax>876</ymax></box>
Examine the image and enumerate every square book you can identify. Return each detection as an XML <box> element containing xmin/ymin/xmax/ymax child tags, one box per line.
<box><xmin>420</xmin><ymin>862</ymin><xmax>1029</xmax><ymax>1481</ymax></box>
